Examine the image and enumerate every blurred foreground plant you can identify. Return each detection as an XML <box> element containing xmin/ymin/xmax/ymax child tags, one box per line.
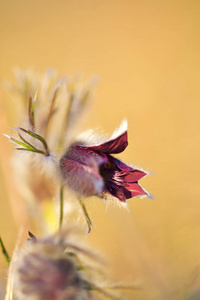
<box><xmin>6</xmin><ymin>229</ymin><xmax>127</xmax><ymax>300</ymax></box>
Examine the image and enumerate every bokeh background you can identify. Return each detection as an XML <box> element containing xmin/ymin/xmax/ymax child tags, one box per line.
<box><xmin>1</xmin><ymin>1</ymin><xmax>200</xmax><ymax>299</ymax></box>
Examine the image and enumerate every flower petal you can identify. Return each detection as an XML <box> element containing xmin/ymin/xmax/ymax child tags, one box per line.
<box><xmin>88</xmin><ymin>130</ymin><xmax>128</xmax><ymax>154</ymax></box>
<box><xmin>60</xmin><ymin>145</ymin><xmax>107</xmax><ymax>197</ymax></box>
<box><xmin>105</xmin><ymin>179</ymin><xmax>148</xmax><ymax>202</ymax></box>
<box><xmin>60</xmin><ymin>157</ymin><xmax>104</xmax><ymax>197</ymax></box>
<box><xmin>73</xmin><ymin>146</ymin><xmax>108</xmax><ymax>166</ymax></box>
<box><xmin>109</xmin><ymin>156</ymin><xmax>147</xmax><ymax>180</ymax></box>
<box><xmin>124</xmin><ymin>182</ymin><xmax>148</xmax><ymax>197</ymax></box>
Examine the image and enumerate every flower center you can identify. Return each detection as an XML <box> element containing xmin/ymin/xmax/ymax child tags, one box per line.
<box><xmin>100</xmin><ymin>161</ymin><xmax>116</xmax><ymax>181</ymax></box>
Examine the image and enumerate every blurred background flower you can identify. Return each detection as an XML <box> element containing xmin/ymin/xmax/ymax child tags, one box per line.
<box><xmin>1</xmin><ymin>1</ymin><xmax>200</xmax><ymax>299</ymax></box>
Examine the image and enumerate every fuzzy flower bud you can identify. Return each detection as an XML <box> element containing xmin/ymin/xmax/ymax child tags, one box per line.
<box><xmin>14</xmin><ymin>235</ymin><xmax>88</xmax><ymax>300</ymax></box>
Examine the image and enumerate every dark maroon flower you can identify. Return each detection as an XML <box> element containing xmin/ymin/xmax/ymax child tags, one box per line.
<box><xmin>60</xmin><ymin>121</ymin><xmax>149</xmax><ymax>202</ymax></box>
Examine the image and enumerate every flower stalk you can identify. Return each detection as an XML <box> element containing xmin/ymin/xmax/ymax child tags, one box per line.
<box><xmin>79</xmin><ymin>198</ymin><xmax>92</xmax><ymax>234</ymax></box>
<box><xmin>28</xmin><ymin>94</ymin><xmax>35</xmax><ymax>129</ymax></box>
<box><xmin>59</xmin><ymin>185</ymin><xmax>64</xmax><ymax>231</ymax></box>
<box><xmin>43</xmin><ymin>85</ymin><xmax>59</xmax><ymax>139</ymax></box>
<box><xmin>0</xmin><ymin>236</ymin><xmax>11</xmax><ymax>264</ymax></box>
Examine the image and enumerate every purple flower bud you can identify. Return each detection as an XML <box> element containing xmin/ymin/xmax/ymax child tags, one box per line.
<box><xmin>60</xmin><ymin>121</ymin><xmax>149</xmax><ymax>202</ymax></box>
<box><xmin>15</xmin><ymin>235</ymin><xmax>87</xmax><ymax>300</ymax></box>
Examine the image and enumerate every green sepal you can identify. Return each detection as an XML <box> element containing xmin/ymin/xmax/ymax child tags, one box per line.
<box><xmin>19</xmin><ymin>127</ymin><xmax>50</xmax><ymax>155</ymax></box>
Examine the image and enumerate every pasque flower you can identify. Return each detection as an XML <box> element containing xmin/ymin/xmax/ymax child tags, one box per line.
<box><xmin>60</xmin><ymin>121</ymin><xmax>149</xmax><ymax>202</ymax></box>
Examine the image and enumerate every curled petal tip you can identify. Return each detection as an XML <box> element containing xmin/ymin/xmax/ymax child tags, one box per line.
<box><xmin>110</xmin><ymin>119</ymin><xmax>128</xmax><ymax>139</ymax></box>
<box><xmin>147</xmin><ymin>192</ymin><xmax>154</xmax><ymax>199</ymax></box>
<box><xmin>88</xmin><ymin>130</ymin><xmax>128</xmax><ymax>154</ymax></box>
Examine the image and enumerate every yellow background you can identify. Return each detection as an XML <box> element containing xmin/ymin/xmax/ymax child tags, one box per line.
<box><xmin>1</xmin><ymin>1</ymin><xmax>200</xmax><ymax>299</ymax></box>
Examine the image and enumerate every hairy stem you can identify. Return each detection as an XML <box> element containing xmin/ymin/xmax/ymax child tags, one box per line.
<box><xmin>59</xmin><ymin>186</ymin><xmax>64</xmax><ymax>230</ymax></box>
<box><xmin>44</xmin><ymin>86</ymin><xmax>59</xmax><ymax>139</ymax></box>
<box><xmin>79</xmin><ymin>198</ymin><xmax>92</xmax><ymax>233</ymax></box>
